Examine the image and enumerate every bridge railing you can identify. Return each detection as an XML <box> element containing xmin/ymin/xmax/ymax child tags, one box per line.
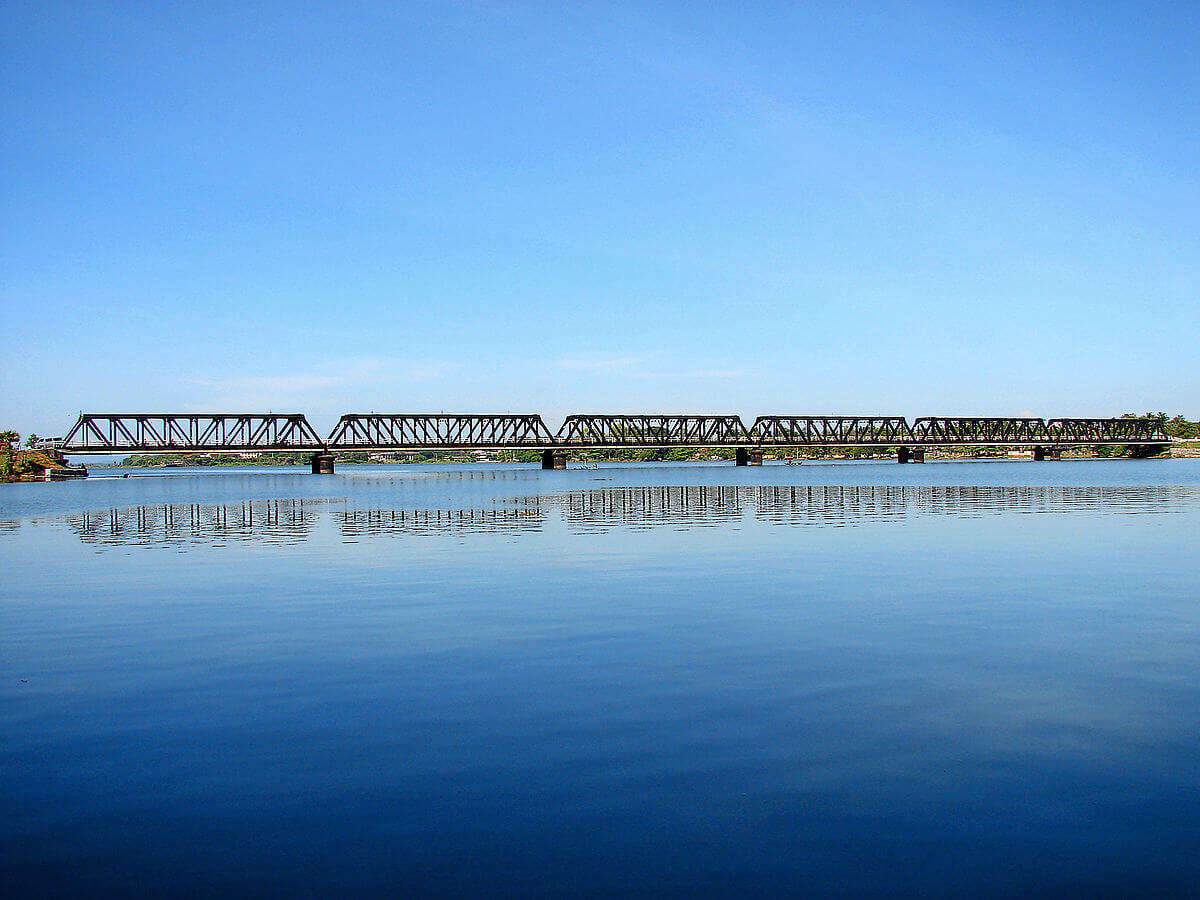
<box><xmin>60</xmin><ymin>414</ymin><xmax>325</xmax><ymax>453</ymax></box>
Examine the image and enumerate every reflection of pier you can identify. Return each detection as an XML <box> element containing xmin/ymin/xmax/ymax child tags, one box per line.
<box><xmin>59</xmin><ymin>486</ymin><xmax>1193</xmax><ymax>550</ymax></box>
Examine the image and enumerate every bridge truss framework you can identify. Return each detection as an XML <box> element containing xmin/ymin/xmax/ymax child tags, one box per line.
<box><xmin>60</xmin><ymin>414</ymin><xmax>325</xmax><ymax>453</ymax></box>
<box><xmin>61</xmin><ymin>412</ymin><xmax>1170</xmax><ymax>459</ymax></box>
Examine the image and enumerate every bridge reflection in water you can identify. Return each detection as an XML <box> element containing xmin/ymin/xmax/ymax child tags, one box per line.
<box><xmin>339</xmin><ymin>504</ymin><xmax>546</xmax><ymax>538</ymax></box>
<box><xmin>60</xmin><ymin>486</ymin><xmax>1193</xmax><ymax>550</ymax></box>
<box><xmin>71</xmin><ymin>499</ymin><xmax>321</xmax><ymax>549</ymax></box>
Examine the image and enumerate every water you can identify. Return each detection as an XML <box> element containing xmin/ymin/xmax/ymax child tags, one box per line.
<box><xmin>3</xmin><ymin>460</ymin><xmax>1199</xmax><ymax>895</ymax></box>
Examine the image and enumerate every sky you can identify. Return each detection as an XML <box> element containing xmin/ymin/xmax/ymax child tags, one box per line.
<box><xmin>2</xmin><ymin>1</ymin><xmax>1197</xmax><ymax>437</ymax></box>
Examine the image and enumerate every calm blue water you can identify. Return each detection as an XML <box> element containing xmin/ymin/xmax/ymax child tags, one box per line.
<box><xmin>3</xmin><ymin>460</ymin><xmax>1199</xmax><ymax>895</ymax></box>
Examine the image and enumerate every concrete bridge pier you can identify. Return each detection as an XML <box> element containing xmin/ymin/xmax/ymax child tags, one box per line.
<box><xmin>898</xmin><ymin>447</ymin><xmax>925</xmax><ymax>464</ymax></box>
<box><xmin>310</xmin><ymin>452</ymin><xmax>335</xmax><ymax>474</ymax></box>
<box><xmin>735</xmin><ymin>448</ymin><xmax>762</xmax><ymax>466</ymax></box>
<box><xmin>541</xmin><ymin>449</ymin><xmax>567</xmax><ymax>470</ymax></box>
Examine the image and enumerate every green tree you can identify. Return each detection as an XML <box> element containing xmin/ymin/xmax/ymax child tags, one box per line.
<box><xmin>25</xmin><ymin>433</ymin><xmax>39</xmax><ymax>448</ymax></box>
<box><xmin>1167</xmin><ymin>415</ymin><xmax>1199</xmax><ymax>440</ymax></box>
<box><xmin>0</xmin><ymin>430</ymin><xmax>16</xmax><ymax>480</ymax></box>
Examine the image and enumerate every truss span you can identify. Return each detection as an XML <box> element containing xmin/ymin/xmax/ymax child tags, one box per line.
<box><xmin>1047</xmin><ymin>418</ymin><xmax>1166</xmax><ymax>443</ymax></box>
<box><xmin>61</xmin><ymin>414</ymin><xmax>324</xmax><ymax>453</ymax></box>
<box><xmin>750</xmin><ymin>417</ymin><xmax>913</xmax><ymax>445</ymax></box>
<box><xmin>911</xmin><ymin>417</ymin><xmax>1050</xmax><ymax>444</ymax></box>
<box><xmin>911</xmin><ymin>417</ymin><xmax>1169</xmax><ymax>445</ymax></box>
<box><xmin>553</xmin><ymin>415</ymin><xmax>751</xmax><ymax>447</ymax></box>
<box><xmin>327</xmin><ymin>414</ymin><xmax>554</xmax><ymax>450</ymax></box>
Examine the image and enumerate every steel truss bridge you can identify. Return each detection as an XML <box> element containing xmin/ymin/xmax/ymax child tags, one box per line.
<box><xmin>58</xmin><ymin>412</ymin><xmax>1170</xmax><ymax>470</ymax></box>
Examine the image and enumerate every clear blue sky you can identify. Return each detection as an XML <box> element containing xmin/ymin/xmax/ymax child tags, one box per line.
<box><xmin>2</xmin><ymin>1</ymin><xmax>1197</xmax><ymax>436</ymax></box>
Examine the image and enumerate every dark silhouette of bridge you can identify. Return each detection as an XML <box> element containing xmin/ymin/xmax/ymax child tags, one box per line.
<box><xmin>58</xmin><ymin>412</ymin><xmax>1170</xmax><ymax>471</ymax></box>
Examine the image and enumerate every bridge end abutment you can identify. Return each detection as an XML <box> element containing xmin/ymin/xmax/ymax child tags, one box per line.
<box><xmin>310</xmin><ymin>452</ymin><xmax>335</xmax><ymax>474</ymax></box>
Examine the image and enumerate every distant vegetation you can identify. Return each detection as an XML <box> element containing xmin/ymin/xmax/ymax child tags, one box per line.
<box><xmin>118</xmin><ymin>452</ymin><xmax>315</xmax><ymax>468</ymax></box>
<box><xmin>0</xmin><ymin>430</ymin><xmax>17</xmax><ymax>480</ymax></box>
<box><xmin>1159</xmin><ymin>414</ymin><xmax>1199</xmax><ymax>440</ymax></box>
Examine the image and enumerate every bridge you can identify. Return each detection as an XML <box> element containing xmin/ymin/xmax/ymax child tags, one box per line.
<box><xmin>57</xmin><ymin>412</ymin><xmax>1170</xmax><ymax>472</ymax></box>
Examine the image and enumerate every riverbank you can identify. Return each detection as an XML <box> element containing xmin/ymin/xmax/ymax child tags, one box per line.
<box><xmin>1</xmin><ymin>448</ymin><xmax>89</xmax><ymax>482</ymax></box>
